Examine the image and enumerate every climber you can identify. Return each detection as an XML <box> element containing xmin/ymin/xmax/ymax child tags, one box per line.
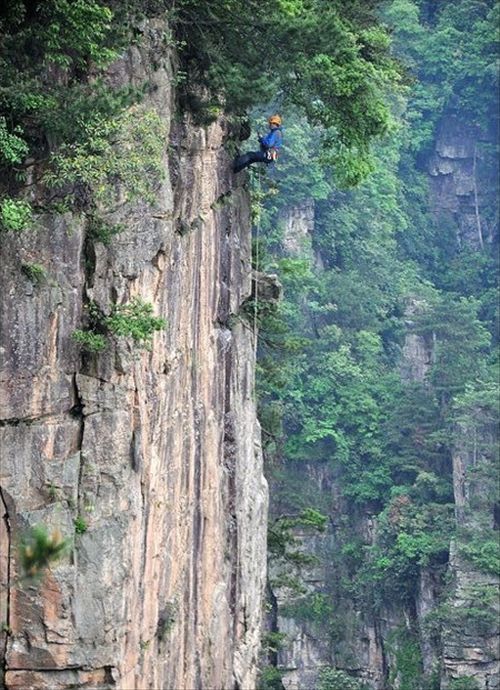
<box><xmin>233</xmin><ymin>114</ymin><xmax>283</xmax><ymax>173</ymax></box>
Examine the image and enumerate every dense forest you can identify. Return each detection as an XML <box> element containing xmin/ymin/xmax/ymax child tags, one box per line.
<box><xmin>253</xmin><ymin>1</ymin><xmax>499</xmax><ymax>689</ymax></box>
<box><xmin>0</xmin><ymin>1</ymin><xmax>498</xmax><ymax>689</ymax></box>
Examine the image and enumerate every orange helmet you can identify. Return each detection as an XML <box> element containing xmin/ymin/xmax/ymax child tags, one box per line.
<box><xmin>268</xmin><ymin>114</ymin><xmax>282</xmax><ymax>126</ymax></box>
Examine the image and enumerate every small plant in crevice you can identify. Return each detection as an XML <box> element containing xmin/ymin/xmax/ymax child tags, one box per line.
<box><xmin>21</xmin><ymin>262</ymin><xmax>47</xmax><ymax>286</ymax></box>
<box><xmin>157</xmin><ymin>602</ymin><xmax>176</xmax><ymax>641</ymax></box>
<box><xmin>261</xmin><ymin>631</ymin><xmax>288</xmax><ymax>655</ymax></box>
<box><xmin>87</xmin><ymin>214</ymin><xmax>124</xmax><ymax>246</ymax></box>
<box><xmin>317</xmin><ymin>667</ymin><xmax>368</xmax><ymax>690</ymax></box>
<box><xmin>447</xmin><ymin>678</ymin><xmax>481</xmax><ymax>690</ymax></box>
<box><xmin>74</xmin><ymin>515</ymin><xmax>88</xmax><ymax>535</ymax></box>
<box><xmin>72</xmin><ymin>328</ymin><xmax>107</xmax><ymax>353</ymax></box>
<box><xmin>18</xmin><ymin>525</ymin><xmax>68</xmax><ymax>581</ymax></box>
<box><xmin>45</xmin><ymin>482</ymin><xmax>63</xmax><ymax>502</ymax></box>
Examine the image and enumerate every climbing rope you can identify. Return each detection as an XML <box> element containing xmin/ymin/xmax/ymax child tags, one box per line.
<box><xmin>253</xmin><ymin>168</ymin><xmax>262</xmax><ymax>360</ymax></box>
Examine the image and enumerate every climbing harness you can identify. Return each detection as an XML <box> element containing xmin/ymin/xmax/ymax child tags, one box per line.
<box><xmin>266</xmin><ymin>148</ymin><xmax>279</xmax><ymax>163</ymax></box>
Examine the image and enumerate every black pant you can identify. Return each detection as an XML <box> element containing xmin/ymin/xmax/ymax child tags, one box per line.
<box><xmin>233</xmin><ymin>149</ymin><xmax>269</xmax><ymax>173</ymax></box>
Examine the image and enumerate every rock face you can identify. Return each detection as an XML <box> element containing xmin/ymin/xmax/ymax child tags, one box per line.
<box><xmin>0</xmin><ymin>23</ymin><xmax>267</xmax><ymax>690</ymax></box>
<box><xmin>428</xmin><ymin>115</ymin><xmax>496</xmax><ymax>249</ymax></box>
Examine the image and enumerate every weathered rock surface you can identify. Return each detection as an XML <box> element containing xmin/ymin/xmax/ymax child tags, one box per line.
<box><xmin>0</xmin><ymin>23</ymin><xmax>267</xmax><ymax>690</ymax></box>
<box><xmin>428</xmin><ymin>115</ymin><xmax>496</xmax><ymax>249</ymax></box>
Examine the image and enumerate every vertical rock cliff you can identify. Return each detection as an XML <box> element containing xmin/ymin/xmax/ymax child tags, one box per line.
<box><xmin>0</xmin><ymin>23</ymin><xmax>268</xmax><ymax>690</ymax></box>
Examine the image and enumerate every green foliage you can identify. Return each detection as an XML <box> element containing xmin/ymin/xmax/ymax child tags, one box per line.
<box><xmin>256</xmin><ymin>0</ymin><xmax>498</xmax><ymax>678</ymax></box>
<box><xmin>459</xmin><ymin>532</ymin><xmax>500</xmax><ymax>576</ymax></box>
<box><xmin>0</xmin><ymin>197</ymin><xmax>32</xmax><ymax>231</ymax></box>
<box><xmin>45</xmin><ymin>106</ymin><xmax>166</xmax><ymax>207</ymax></box>
<box><xmin>174</xmin><ymin>0</ymin><xmax>401</xmax><ymax>182</ymax></box>
<box><xmin>21</xmin><ymin>262</ymin><xmax>47</xmax><ymax>285</ymax></box>
<box><xmin>384</xmin><ymin>0</ymin><xmax>499</xmax><ymax>151</ymax></box>
<box><xmin>74</xmin><ymin>515</ymin><xmax>88</xmax><ymax>534</ymax></box>
<box><xmin>72</xmin><ymin>328</ymin><xmax>107</xmax><ymax>353</ymax></box>
<box><xmin>261</xmin><ymin>631</ymin><xmax>288</xmax><ymax>654</ymax></box>
<box><xmin>257</xmin><ymin>666</ymin><xmax>285</xmax><ymax>690</ymax></box>
<box><xmin>35</xmin><ymin>0</ymin><xmax>116</xmax><ymax>69</ymax></box>
<box><xmin>448</xmin><ymin>678</ymin><xmax>480</xmax><ymax>690</ymax></box>
<box><xmin>387</xmin><ymin>629</ymin><xmax>423</xmax><ymax>690</ymax></box>
<box><xmin>318</xmin><ymin>667</ymin><xmax>366</xmax><ymax>690</ymax></box>
<box><xmin>413</xmin><ymin>295</ymin><xmax>491</xmax><ymax>398</ymax></box>
<box><xmin>281</xmin><ymin>592</ymin><xmax>333</xmax><ymax>625</ymax></box>
<box><xmin>0</xmin><ymin>0</ymin><xmax>124</xmax><ymax>162</ymax></box>
<box><xmin>18</xmin><ymin>524</ymin><xmax>68</xmax><ymax>580</ymax></box>
<box><xmin>73</xmin><ymin>298</ymin><xmax>166</xmax><ymax>353</ymax></box>
<box><xmin>353</xmin><ymin>496</ymin><xmax>454</xmax><ymax>605</ymax></box>
<box><xmin>87</xmin><ymin>215</ymin><xmax>124</xmax><ymax>245</ymax></box>
<box><xmin>267</xmin><ymin>508</ymin><xmax>327</xmax><ymax>593</ymax></box>
<box><xmin>424</xmin><ymin>583</ymin><xmax>498</xmax><ymax>639</ymax></box>
<box><xmin>104</xmin><ymin>297</ymin><xmax>166</xmax><ymax>347</ymax></box>
<box><xmin>157</xmin><ymin>603</ymin><xmax>176</xmax><ymax>641</ymax></box>
<box><xmin>0</xmin><ymin>116</ymin><xmax>28</xmax><ymax>164</ymax></box>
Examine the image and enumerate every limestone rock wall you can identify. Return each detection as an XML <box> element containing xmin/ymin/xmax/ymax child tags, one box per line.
<box><xmin>0</xmin><ymin>23</ymin><xmax>267</xmax><ymax>690</ymax></box>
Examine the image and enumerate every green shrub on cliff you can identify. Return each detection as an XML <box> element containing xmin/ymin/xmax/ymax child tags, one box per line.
<box><xmin>105</xmin><ymin>298</ymin><xmax>166</xmax><ymax>346</ymax></box>
<box><xmin>73</xmin><ymin>298</ymin><xmax>166</xmax><ymax>353</ymax></box>
<box><xmin>448</xmin><ymin>678</ymin><xmax>481</xmax><ymax>690</ymax></box>
<box><xmin>21</xmin><ymin>262</ymin><xmax>47</xmax><ymax>285</ymax></box>
<box><xmin>318</xmin><ymin>667</ymin><xmax>367</xmax><ymax>690</ymax></box>
<box><xmin>174</xmin><ymin>0</ymin><xmax>401</xmax><ymax>184</ymax></box>
<box><xmin>0</xmin><ymin>117</ymin><xmax>29</xmax><ymax>165</ymax></box>
<box><xmin>0</xmin><ymin>0</ymin><xmax>121</xmax><ymax>151</ymax></box>
<box><xmin>72</xmin><ymin>328</ymin><xmax>107</xmax><ymax>353</ymax></box>
<box><xmin>45</xmin><ymin>106</ymin><xmax>166</xmax><ymax>207</ymax></box>
<box><xmin>0</xmin><ymin>197</ymin><xmax>32</xmax><ymax>231</ymax></box>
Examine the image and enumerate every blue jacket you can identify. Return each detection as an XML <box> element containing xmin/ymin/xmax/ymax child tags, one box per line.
<box><xmin>259</xmin><ymin>126</ymin><xmax>283</xmax><ymax>150</ymax></box>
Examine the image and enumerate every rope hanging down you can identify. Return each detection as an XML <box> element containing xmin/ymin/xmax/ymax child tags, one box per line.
<box><xmin>253</xmin><ymin>168</ymin><xmax>262</xmax><ymax>360</ymax></box>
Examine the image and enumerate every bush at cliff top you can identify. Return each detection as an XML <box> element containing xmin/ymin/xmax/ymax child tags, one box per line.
<box><xmin>173</xmin><ymin>0</ymin><xmax>402</xmax><ymax>185</ymax></box>
<box><xmin>0</xmin><ymin>0</ymin><xmax>125</xmax><ymax>172</ymax></box>
<box><xmin>44</xmin><ymin>106</ymin><xmax>166</xmax><ymax>208</ymax></box>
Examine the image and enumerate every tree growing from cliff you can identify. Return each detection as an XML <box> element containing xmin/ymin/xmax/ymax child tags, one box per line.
<box><xmin>173</xmin><ymin>0</ymin><xmax>401</xmax><ymax>184</ymax></box>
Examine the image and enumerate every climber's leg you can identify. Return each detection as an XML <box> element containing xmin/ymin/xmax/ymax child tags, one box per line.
<box><xmin>233</xmin><ymin>150</ymin><xmax>267</xmax><ymax>173</ymax></box>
